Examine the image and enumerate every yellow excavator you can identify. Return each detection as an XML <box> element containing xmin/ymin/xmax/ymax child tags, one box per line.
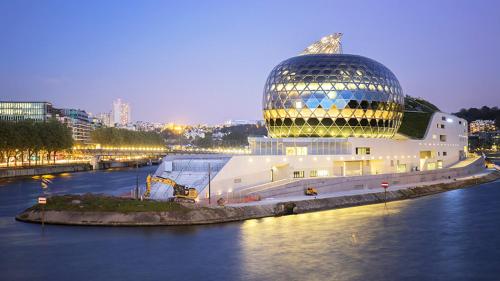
<box><xmin>144</xmin><ymin>174</ymin><xmax>198</xmax><ymax>203</ymax></box>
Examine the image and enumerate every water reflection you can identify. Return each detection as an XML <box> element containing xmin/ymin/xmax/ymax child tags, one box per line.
<box><xmin>240</xmin><ymin>202</ymin><xmax>406</xmax><ymax>280</ymax></box>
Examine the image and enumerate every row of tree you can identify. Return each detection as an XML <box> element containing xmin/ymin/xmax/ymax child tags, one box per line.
<box><xmin>453</xmin><ymin>106</ymin><xmax>500</xmax><ymax>128</ymax></box>
<box><xmin>0</xmin><ymin>120</ymin><xmax>74</xmax><ymax>166</ymax></box>
<box><xmin>90</xmin><ymin>127</ymin><xmax>164</xmax><ymax>146</ymax></box>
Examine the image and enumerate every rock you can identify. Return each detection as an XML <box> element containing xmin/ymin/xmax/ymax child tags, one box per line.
<box><xmin>71</xmin><ymin>200</ymin><xmax>81</xmax><ymax>204</ymax></box>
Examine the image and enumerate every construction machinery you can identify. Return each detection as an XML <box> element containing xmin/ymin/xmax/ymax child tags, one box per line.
<box><xmin>305</xmin><ymin>187</ymin><xmax>318</xmax><ymax>196</ymax></box>
<box><xmin>145</xmin><ymin>174</ymin><xmax>198</xmax><ymax>203</ymax></box>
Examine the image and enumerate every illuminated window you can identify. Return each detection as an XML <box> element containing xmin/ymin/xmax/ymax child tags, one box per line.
<box><xmin>427</xmin><ymin>162</ymin><xmax>436</xmax><ymax>170</ymax></box>
<box><xmin>397</xmin><ymin>164</ymin><xmax>406</xmax><ymax>173</ymax></box>
<box><xmin>420</xmin><ymin>151</ymin><xmax>433</xmax><ymax>159</ymax></box>
<box><xmin>355</xmin><ymin>147</ymin><xmax>370</xmax><ymax>155</ymax></box>
<box><xmin>293</xmin><ymin>171</ymin><xmax>305</xmax><ymax>178</ymax></box>
<box><xmin>437</xmin><ymin>160</ymin><xmax>443</xmax><ymax>169</ymax></box>
<box><xmin>310</xmin><ymin>170</ymin><xmax>317</xmax><ymax>177</ymax></box>
<box><xmin>317</xmin><ymin>170</ymin><xmax>329</xmax><ymax>177</ymax></box>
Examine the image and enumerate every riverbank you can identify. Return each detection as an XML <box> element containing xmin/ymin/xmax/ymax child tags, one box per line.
<box><xmin>16</xmin><ymin>169</ymin><xmax>500</xmax><ymax>226</ymax></box>
<box><xmin>0</xmin><ymin>163</ymin><xmax>92</xmax><ymax>179</ymax></box>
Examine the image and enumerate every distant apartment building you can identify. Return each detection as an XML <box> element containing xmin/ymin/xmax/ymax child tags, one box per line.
<box><xmin>0</xmin><ymin>101</ymin><xmax>55</xmax><ymax>121</ymax></box>
<box><xmin>469</xmin><ymin>120</ymin><xmax>497</xmax><ymax>134</ymax></box>
<box><xmin>95</xmin><ymin>112</ymin><xmax>112</xmax><ymax>127</ymax></box>
<box><xmin>0</xmin><ymin>101</ymin><xmax>93</xmax><ymax>143</ymax></box>
<box><xmin>112</xmin><ymin>98</ymin><xmax>131</xmax><ymax>126</ymax></box>
<box><xmin>134</xmin><ymin>121</ymin><xmax>164</xmax><ymax>132</ymax></box>
<box><xmin>57</xmin><ymin>109</ymin><xmax>92</xmax><ymax>143</ymax></box>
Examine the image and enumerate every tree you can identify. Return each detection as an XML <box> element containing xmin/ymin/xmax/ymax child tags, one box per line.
<box><xmin>91</xmin><ymin>127</ymin><xmax>164</xmax><ymax>147</ymax></box>
<box><xmin>0</xmin><ymin>119</ymin><xmax>74</xmax><ymax>166</ymax></box>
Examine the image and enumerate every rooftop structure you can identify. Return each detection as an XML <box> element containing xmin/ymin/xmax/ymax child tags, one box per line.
<box><xmin>301</xmin><ymin>33</ymin><xmax>343</xmax><ymax>55</ymax></box>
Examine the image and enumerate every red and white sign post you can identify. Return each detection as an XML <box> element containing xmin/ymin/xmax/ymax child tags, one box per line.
<box><xmin>381</xmin><ymin>182</ymin><xmax>389</xmax><ymax>206</ymax></box>
<box><xmin>38</xmin><ymin>197</ymin><xmax>47</xmax><ymax>227</ymax></box>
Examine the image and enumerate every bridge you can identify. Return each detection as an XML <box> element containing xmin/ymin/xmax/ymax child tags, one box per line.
<box><xmin>71</xmin><ymin>145</ymin><xmax>168</xmax><ymax>169</ymax></box>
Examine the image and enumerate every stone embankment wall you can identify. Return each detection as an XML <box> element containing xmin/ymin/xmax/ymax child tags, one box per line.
<box><xmin>245</xmin><ymin>157</ymin><xmax>485</xmax><ymax>198</ymax></box>
<box><xmin>16</xmin><ymin>170</ymin><xmax>499</xmax><ymax>226</ymax></box>
<box><xmin>16</xmin><ymin>204</ymin><xmax>276</xmax><ymax>226</ymax></box>
<box><xmin>0</xmin><ymin>164</ymin><xmax>91</xmax><ymax>179</ymax></box>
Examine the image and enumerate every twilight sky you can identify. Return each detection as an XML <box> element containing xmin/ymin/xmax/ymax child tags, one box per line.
<box><xmin>1</xmin><ymin>0</ymin><xmax>499</xmax><ymax>124</ymax></box>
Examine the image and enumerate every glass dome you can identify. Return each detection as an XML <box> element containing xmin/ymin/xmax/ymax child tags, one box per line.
<box><xmin>263</xmin><ymin>54</ymin><xmax>404</xmax><ymax>138</ymax></box>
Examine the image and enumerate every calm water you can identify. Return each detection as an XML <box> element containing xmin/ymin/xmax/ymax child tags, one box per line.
<box><xmin>0</xmin><ymin>166</ymin><xmax>500</xmax><ymax>281</ymax></box>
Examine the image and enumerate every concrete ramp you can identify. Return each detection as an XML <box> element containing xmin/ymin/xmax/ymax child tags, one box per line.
<box><xmin>149</xmin><ymin>154</ymin><xmax>230</xmax><ymax>200</ymax></box>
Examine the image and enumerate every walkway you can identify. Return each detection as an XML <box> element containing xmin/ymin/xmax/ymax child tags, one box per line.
<box><xmin>228</xmin><ymin>169</ymin><xmax>495</xmax><ymax>207</ymax></box>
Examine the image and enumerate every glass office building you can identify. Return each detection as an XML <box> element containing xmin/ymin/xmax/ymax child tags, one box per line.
<box><xmin>263</xmin><ymin>54</ymin><xmax>404</xmax><ymax>138</ymax></box>
<box><xmin>0</xmin><ymin>101</ymin><xmax>54</xmax><ymax>121</ymax></box>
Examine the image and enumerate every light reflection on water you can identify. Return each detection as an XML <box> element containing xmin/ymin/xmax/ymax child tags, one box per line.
<box><xmin>240</xmin><ymin>202</ymin><xmax>404</xmax><ymax>281</ymax></box>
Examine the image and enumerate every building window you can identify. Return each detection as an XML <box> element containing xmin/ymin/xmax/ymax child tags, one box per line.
<box><xmin>440</xmin><ymin>135</ymin><xmax>447</xmax><ymax>142</ymax></box>
<box><xmin>420</xmin><ymin>151</ymin><xmax>433</xmax><ymax>159</ymax></box>
<box><xmin>355</xmin><ymin>147</ymin><xmax>370</xmax><ymax>155</ymax></box>
<box><xmin>442</xmin><ymin>116</ymin><xmax>446</xmax><ymax>121</ymax></box>
<box><xmin>397</xmin><ymin>164</ymin><xmax>406</xmax><ymax>173</ymax></box>
<box><xmin>440</xmin><ymin>124</ymin><xmax>445</xmax><ymax>129</ymax></box>
<box><xmin>427</xmin><ymin>162</ymin><xmax>436</xmax><ymax>170</ymax></box>
<box><xmin>293</xmin><ymin>171</ymin><xmax>305</xmax><ymax>178</ymax></box>
<box><xmin>310</xmin><ymin>170</ymin><xmax>317</xmax><ymax>177</ymax></box>
<box><xmin>317</xmin><ymin>170</ymin><xmax>329</xmax><ymax>177</ymax></box>
<box><xmin>437</xmin><ymin>160</ymin><xmax>443</xmax><ymax>169</ymax></box>
<box><xmin>443</xmin><ymin>151</ymin><xmax>447</xmax><ymax>156</ymax></box>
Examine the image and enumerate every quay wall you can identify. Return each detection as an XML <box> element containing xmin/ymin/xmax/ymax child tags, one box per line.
<box><xmin>0</xmin><ymin>164</ymin><xmax>92</xmax><ymax>179</ymax></box>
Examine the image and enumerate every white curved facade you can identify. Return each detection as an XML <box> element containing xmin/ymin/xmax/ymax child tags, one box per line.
<box><xmin>201</xmin><ymin>112</ymin><xmax>468</xmax><ymax>197</ymax></box>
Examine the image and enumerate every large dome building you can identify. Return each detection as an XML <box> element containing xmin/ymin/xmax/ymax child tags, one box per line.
<box><xmin>263</xmin><ymin>34</ymin><xmax>404</xmax><ymax>138</ymax></box>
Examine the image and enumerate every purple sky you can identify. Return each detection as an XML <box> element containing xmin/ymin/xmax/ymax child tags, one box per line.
<box><xmin>1</xmin><ymin>0</ymin><xmax>499</xmax><ymax>124</ymax></box>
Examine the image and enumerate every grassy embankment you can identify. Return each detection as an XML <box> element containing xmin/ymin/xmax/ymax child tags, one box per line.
<box><xmin>29</xmin><ymin>194</ymin><xmax>189</xmax><ymax>213</ymax></box>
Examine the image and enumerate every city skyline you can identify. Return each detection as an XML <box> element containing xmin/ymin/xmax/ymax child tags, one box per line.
<box><xmin>1</xmin><ymin>0</ymin><xmax>499</xmax><ymax>124</ymax></box>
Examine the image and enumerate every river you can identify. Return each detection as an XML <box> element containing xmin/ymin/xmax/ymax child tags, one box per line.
<box><xmin>0</xmin><ymin>166</ymin><xmax>499</xmax><ymax>281</ymax></box>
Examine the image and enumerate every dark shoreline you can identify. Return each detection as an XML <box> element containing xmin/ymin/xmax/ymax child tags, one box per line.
<box><xmin>16</xmin><ymin>170</ymin><xmax>500</xmax><ymax>227</ymax></box>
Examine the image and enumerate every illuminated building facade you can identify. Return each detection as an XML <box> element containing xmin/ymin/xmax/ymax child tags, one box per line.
<box><xmin>0</xmin><ymin>101</ymin><xmax>54</xmax><ymax>121</ymax></box>
<box><xmin>263</xmin><ymin>54</ymin><xmax>404</xmax><ymax>138</ymax></box>
<box><xmin>469</xmin><ymin>120</ymin><xmax>496</xmax><ymax>134</ymax></box>
<box><xmin>151</xmin><ymin>34</ymin><xmax>470</xmax><ymax>200</ymax></box>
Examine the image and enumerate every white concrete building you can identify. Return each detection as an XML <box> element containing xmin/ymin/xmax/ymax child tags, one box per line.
<box><xmin>201</xmin><ymin>112</ymin><xmax>467</xmax><ymax>197</ymax></box>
